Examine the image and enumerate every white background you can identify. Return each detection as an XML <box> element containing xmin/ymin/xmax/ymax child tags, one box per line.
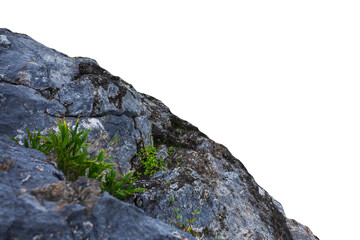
<box><xmin>2</xmin><ymin>1</ymin><xmax>360</xmax><ymax>239</ymax></box>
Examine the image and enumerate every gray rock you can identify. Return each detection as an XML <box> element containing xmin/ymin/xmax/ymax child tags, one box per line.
<box><xmin>0</xmin><ymin>28</ymin><xmax>318</xmax><ymax>240</ymax></box>
<box><xmin>0</xmin><ymin>136</ymin><xmax>64</xmax><ymax>190</ymax></box>
<box><xmin>287</xmin><ymin>219</ymin><xmax>319</xmax><ymax>240</ymax></box>
<box><xmin>0</xmin><ymin>136</ymin><xmax>195</xmax><ymax>240</ymax></box>
<box><xmin>0</xmin><ymin>82</ymin><xmax>65</xmax><ymax>139</ymax></box>
<box><xmin>0</xmin><ymin>35</ymin><xmax>11</xmax><ymax>47</ymax></box>
<box><xmin>0</xmin><ymin>29</ymin><xmax>76</xmax><ymax>91</ymax></box>
<box><xmin>54</xmin><ymin>77</ymin><xmax>95</xmax><ymax>116</ymax></box>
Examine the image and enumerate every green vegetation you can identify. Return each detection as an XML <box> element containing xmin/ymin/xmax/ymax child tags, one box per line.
<box><xmin>167</xmin><ymin>146</ymin><xmax>174</xmax><ymax>155</ymax></box>
<box><xmin>102</xmin><ymin>168</ymin><xmax>145</xmax><ymax>199</ymax></box>
<box><xmin>9</xmin><ymin>119</ymin><xmax>209</xmax><ymax>236</ymax></box>
<box><xmin>136</xmin><ymin>143</ymin><xmax>166</xmax><ymax>177</ymax></box>
<box><xmin>171</xmin><ymin>207</ymin><xmax>201</xmax><ymax>234</ymax></box>
<box><xmin>169</xmin><ymin>195</ymin><xmax>201</xmax><ymax>236</ymax></box>
<box><xmin>131</xmin><ymin>144</ymin><xmax>177</xmax><ymax>183</ymax></box>
<box><xmin>215</xmin><ymin>236</ymin><xmax>224</xmax><ymax>240</ymax></box>
<box><xmin>176</xmin><ymin>126</ymin><xmax>188</xmax><ymax>132</ymax></box>
<box><xmin>8</xmin><ymin>118</ymin><xmax>145</xmax><ymax>199</ymax></box>
<box><xmin>41</xmin><ymin>119</ymin><xmax>114</xmax><ymax>181</ymax></box>
<box><xmin>24</xmin><ymin>129</ymin><xmax>43</xmax><ymax>151</ymax></box>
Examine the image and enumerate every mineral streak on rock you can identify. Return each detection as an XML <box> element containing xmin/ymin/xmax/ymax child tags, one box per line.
<box><xmin>0</xmin><ymin>28</ymin><xmax>318</xmax><ymax>239</ymax></box>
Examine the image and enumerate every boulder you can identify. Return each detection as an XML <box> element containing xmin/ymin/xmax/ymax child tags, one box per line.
<box><xmin>0</xmin><ymin>136</ymin><xmax>194</xmax><ymax>240</ymax></box>
<box><xmin>0</xmin><ymin>28</ymin><xmax>318</xmax><ymax>239</ymax></box>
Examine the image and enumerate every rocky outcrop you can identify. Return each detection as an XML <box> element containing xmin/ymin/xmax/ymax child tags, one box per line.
<box><xmin>0</xmin><ymin>136</ymin><xmax>195</xmax><ymax>240</ymax></box>
<box><xmin>0</xmin><ymin>28</ymin><xmax>318</xmax><ymax>239</ymax></box>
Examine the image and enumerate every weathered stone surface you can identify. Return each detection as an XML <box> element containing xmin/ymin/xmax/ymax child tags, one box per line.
<box><xmin>0</xmin><ymin>136</ymin><xmax>194</xmax><ymax>240</ymax></box>
<box><xmin>286</xmin><ymin>219</ymin><xmax>319</xmax><ymax>240</ymax></box>
<box><xmin>0</xmin><ymin>35</ymin><xmax>11</xmax><ymax>47</ymax></box>
<box><xmin>0</xmin><ymin>28</ymin><xmax>318</xmax><ymax>239</ymax></box>
<box><xmin>0</xmin><ymin>82</ymin><xmax>65</xmax><ymax>137</ymax></box>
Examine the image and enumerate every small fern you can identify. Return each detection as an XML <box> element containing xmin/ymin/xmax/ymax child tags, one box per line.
<box><xmin>8</xmin><ymin>118</ymin><xmax>146</xmax><ymax>199</ymax></box>
<box><xmin>102</xmin><ymin>169</ymin><xmax>146</xmax><ymax>199</ymax></box>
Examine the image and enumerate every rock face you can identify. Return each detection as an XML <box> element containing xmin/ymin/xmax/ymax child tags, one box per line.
<box><xmin>0</xmin><ymin>28</ymin><xmax>318</xmax><ymax>240</ymax></box>
<box><xmin>0</xmin><ymin>136</ymin><xmax>195</xmax><ymax>240</ymax></box>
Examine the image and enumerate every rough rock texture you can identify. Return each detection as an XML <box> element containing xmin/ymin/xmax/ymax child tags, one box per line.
<box><xmin>0</xmin><ymin>136</ymin><xmax>194</xmax><ymax>240</ymax></box>
<box><xmin>0</xmin><ymin>28</ymin><xmax>318</xmax><ymax>240</ymax></box>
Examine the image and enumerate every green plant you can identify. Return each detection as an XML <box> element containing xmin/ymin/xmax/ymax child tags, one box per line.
<box><xmin>167</xmin><ymin>146</ymin><xmax>174</xmax><ymax>155</ymax></box>
<box><xmin>104</xmin><ymin>114</ymin><xmax>110</xmax><ymax>123</ymax></box>
<box><xmin>215</xmin><ymin>230</ymin><xmax>224</xmax><ymax>240</ymax></box>
<box><xmin>171</xmin><ymin>207</ymin><xmax>201</xmax><ymax>235</ymax></box>
<box><xmin>38</xmin><ymin>119</ymin><xmax>114</xmax><ymax>181</ymax></box>
<box><xmin>136</xmin><ymin>144</ymin><xmax>166</xmax><ymax>177</ymax></box>
<box><xmin>175</xmin><ymin>125</ymin><xmax>187</xmax><ymax>131</ymax></box>
<box><xmin>173</xmin><ymin>208</ymin><xmax>182</xmax><ymax>227</ymax></box>
<box><xmin>130</xmin><ymin>171</ymin><xmax>142</xmax><ymax>184</ymax></box>
<box><xmin>8</xmin><ymin>118</ymin><xmax>145</xmax><ymax>199</ymax></box>
<box><xmin>102</xmin><ymin>168</ymin><xmax>146</xmax><ymax>199</ymax></box>
<box><xmin>185</xmin><ymin>208</ymin><xmax>201</xmax><ymax>233</ymax></box>
<box><xmin>86</xmin><ymin>150</ymin><xmax>114</xmax><ymax>181</ymax></box>
<box><xmin>8</xmin><ymin>128</ymin><xmax>45</xmax><ymax>152</ymax></box>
